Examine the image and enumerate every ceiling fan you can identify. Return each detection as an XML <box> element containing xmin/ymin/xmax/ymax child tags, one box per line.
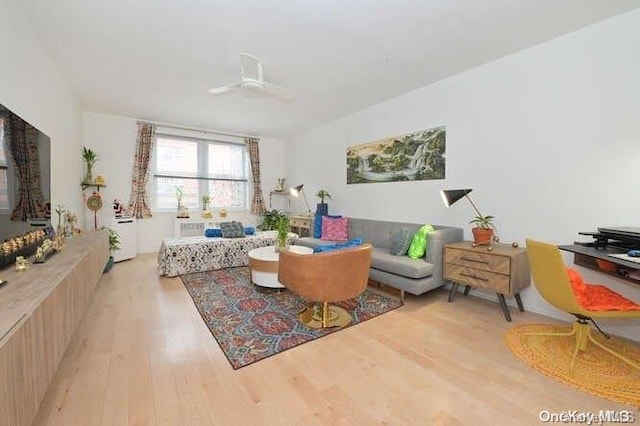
<box><xmin>208</xmin><ymin>53</ymin><xmax>297</xmax><ymax>102</ymax></box>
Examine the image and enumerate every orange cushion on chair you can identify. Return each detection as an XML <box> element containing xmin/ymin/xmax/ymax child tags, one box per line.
<box><xmin>566</xmin><ymin>268</ymin><xmax>586</xmax><ymax>292</ymax></box>
<box><xmin>566</xmin><ymin>267</ymin><xmax>640</xmax><ymax>311</ymax></box>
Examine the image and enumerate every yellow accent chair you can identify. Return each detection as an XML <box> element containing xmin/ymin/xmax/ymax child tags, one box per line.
<box><xmin>525</xmin><ymin>238</ymin><xmax>640</xmax><ymax>375</ymax></box>
<box><xmin>278</xmin><ymin>243</ymin><xmax>373</xmax><ymax>328</ymax></box>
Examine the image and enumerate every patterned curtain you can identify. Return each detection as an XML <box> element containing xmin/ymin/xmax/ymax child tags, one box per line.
<box><xmin>6</xmin><ymin>112</ymin><xmax>46</xmax><ymax>221</ymax></box>
<box><xmin>245</xmin><ymin>137</ymin><xmax>266</xmax><ymax>215</ymax></box>
<box><xmin>127</xmin><ymin>122</ymin><xmax>156</xmax><ymax>219</ymax></box>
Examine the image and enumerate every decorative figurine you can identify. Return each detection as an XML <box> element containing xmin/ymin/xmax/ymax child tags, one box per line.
<box><xmin>15</xmin><ymin>256</ymin><xmax>28</xmax><ymax>271</ymax></box>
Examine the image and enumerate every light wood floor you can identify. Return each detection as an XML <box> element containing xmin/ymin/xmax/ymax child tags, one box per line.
<box><xmin>33</xmin><ymin>253</ymin><xmax>637</xmax><ymax>426</ymax></box>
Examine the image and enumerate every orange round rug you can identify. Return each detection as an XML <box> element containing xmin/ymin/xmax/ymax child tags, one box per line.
<box><xmin>504</xmin><ymin>324</ymin><xmax>640</xmax><ymax>406</ymax></box>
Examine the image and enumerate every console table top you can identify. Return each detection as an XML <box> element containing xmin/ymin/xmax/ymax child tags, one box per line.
<box><xmin>0</xmin><ymin>231</ymin><xmax>107</xmax><ymax>345</ymax></box>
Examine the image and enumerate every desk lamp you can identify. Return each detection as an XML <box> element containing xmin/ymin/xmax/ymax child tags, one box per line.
<box><xmin>290</xmin><ymin>184</ymin><xmax>312</xmax><ymax>217</ymax></box>
<box><xmin>440</xmin><ymin>188</ymin><xmax>518</xmax><ymax>249</ymax></box>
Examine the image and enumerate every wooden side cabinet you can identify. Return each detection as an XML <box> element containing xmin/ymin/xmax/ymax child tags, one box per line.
<box><xmin>289</xmin><ymin>215</ymin><xmax>313</xmax><ymax>238</ymax></box>
<box><xmin>444</xmin><ymin>241</ymin><xmax>531</xmax><ymax>322</ymax></box>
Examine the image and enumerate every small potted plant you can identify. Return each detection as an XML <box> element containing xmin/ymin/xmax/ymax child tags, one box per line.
<box><xmin>469</xmin><ymin>215</ymin><xmax>495</xmax><ymax>245</ymax></box>
<box><xmin>315</xmin><ymin>189</ymin><xmax>331</xmax><ymax>215</ymax></box>
<box><xmin>101</xmin><ymin>226</ymin><xmax>121</xmax><ymax>272</ymax></box>
<box><xmin>201</xmin><ymin>194</ymin><xmax>210</xmax><ymax>211</ymax></box>
<box><xmin>275</xmin><ymin>215</ymin><xmax>290</xmax><ymax>252</ymax></box>
<box><xmin>176</xmin><ymin>185</ymin><xmax>189</xmax><ymax>218</ymax></box>
<box><xmin>82</xmin><ymin>147</ymin><xmax>99</xmax><ymax>185</ymax></box>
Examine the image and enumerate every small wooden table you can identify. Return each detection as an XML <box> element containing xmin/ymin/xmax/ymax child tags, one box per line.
<box><xmin>289</xmin><ymin>215</ymin><xmax>313</xmax><ymax>237</ymax></box>
<box><xmin>443</xmin><ymin>241</ymin><xmax>531</xmax><ymax>321</ymax></box>
<box><xmin>248</xmin><ymin>245</ymin><xmax>313</xmax><ymax>288</ymax></box>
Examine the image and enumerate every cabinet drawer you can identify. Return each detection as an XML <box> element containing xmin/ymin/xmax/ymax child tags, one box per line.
<box><xmin>290</xmin><ymin>218</ymin><xmax>309</xmax><ymax>227</ymax></box>
<box><xmin>444</xmin><ymin>264</ymin><xmax>510</xmax><ymax>294</ymax></box>
<box><xmin>445</xmin><ymin>248</ymin><xmax>510</xmax><ymax>275</ymax></box>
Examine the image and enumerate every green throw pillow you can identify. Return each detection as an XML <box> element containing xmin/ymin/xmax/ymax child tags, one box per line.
<box><xmin>407</xmin><ymin>224</ymin><xmax>434</xmax><ymax>259</ymax></box>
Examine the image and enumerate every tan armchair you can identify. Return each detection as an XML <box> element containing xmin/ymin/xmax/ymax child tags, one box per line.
<box><xmin>278</xmin><ymin>244</ymin><xmax>373</xmax><ymax>328</ymax></box>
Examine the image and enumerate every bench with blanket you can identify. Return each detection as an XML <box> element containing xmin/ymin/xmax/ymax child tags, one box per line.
<box><xmin>158</xmin><ymin>231</ymin><xmax>298</xmax><ymax>277</ymax></box>
<box><xmin>295</xmin><ymin>218</ymin><xmax>463</xmax><ymax>301</ymax></box>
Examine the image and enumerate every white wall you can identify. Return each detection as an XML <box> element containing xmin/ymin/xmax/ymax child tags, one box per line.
<box><xmin>0</xmin><ymin>0</ymin><xmax>83</xmax><ymax>229</ymax></box>
<box><xmin>285</xmin><ymin>9</ymin><xmax>640</xmax><ymax>341</ymax></box>
<box><xmin>82</xmin><ymin>112</ymin><xmax>285</xmax><ymax>254</ymax></box>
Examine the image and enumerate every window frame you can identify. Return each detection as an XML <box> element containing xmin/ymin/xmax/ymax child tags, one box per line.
<box><xmin>151</xmin><ymin>130</ymin><xmax>250</xmax><ymax>212</ymax></box>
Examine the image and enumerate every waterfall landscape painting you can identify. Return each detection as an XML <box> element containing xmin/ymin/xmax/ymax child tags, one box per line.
<box><xmin>346</xmin><ymin>126</ymin><xmax>446</xmax><ymax>184</ymax></box>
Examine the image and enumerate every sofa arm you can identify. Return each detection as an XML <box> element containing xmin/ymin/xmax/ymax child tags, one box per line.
<box><xmin>425</xmin><ymin>227</ymin><xmax>464</xmax><ymax>286</ymax></box>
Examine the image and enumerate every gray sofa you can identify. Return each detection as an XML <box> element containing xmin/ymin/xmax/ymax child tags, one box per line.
<box><xmin>295</xmin><ymin>218</ymin><xmax>463</xmax><ymax>302</ymax></box>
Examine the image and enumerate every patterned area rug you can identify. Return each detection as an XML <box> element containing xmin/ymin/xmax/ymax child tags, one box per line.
<box><xmin>181</xmin><ymin>267</ymin><xmax>403</xmax><ymax>369</ymax></box>
<box><xmin>505</xmin><ymin>323</ymin><xmax>640</xmax><ymax>406</ymax></box>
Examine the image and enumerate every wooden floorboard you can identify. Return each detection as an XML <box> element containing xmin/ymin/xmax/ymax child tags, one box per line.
<box><xmin>32</xmin><ymin>253</ymin><xmax>638</xmax><ymax>426</ymax></box>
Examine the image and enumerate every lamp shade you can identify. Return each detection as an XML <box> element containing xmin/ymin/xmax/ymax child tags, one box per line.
<box><xmin>440</xmin><ymin>189</ymin><xmax>472</xmax><ymax>207</ymax></box>
<box><xmin>290</xmin><ymin>184</ymin><xmax>311</xmax><ymax>215</ymax></box>
<box><xmin>290</xmin><ymin>184</ymin><xmax>304</xmax><ymax>197</ymax></box>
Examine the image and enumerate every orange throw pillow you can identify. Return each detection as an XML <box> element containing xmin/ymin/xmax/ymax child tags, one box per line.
<box><xmin>566</xmin><ymin>267</ymin><xmax>640</xmax><ymax>311</ymax></box>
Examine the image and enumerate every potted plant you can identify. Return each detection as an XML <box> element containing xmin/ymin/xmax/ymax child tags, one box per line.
<box><xmin>201</xmin><ymin>194</ymin><xmax>210</xmax><ymax>211</ymax></box>
<box><xmin>275</xmin><ymin>215</ymin><xmax>290</xmax><ymax>252</ymax></box>
<box><xmin>315</xmin><ymin>189</ymin><xmax>331</xmax><ymax>215</ymax></box>
<box><xmin>176</xmin><ymin>185</ymin><xmax>189</xmax><ymax>218</ymax></box>
<box><xmin>469</xmin><ymin>215</ymin><xmax>495</xmax><ymax>245</ymax></box>
<box><xmin>82</xmin><ymin>147</ymin><xmax>99</xmax><ymax>184</ymax></box>
<box><xmin>257</xmin><ymin>209</ymin><xmax>288</xmax><ymax>231</ymax></box>
<box><xmin>101</xmin><ymin>226</ymin><xmax>121</xmax><ymax>272</ymax></box>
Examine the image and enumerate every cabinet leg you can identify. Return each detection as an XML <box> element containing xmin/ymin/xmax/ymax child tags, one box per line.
<box><xmin>497</xmin><ymin>293</ymin><xmax>512</xmax><ymax>322</ymax></box>
<box><xmin>514</xmin><ymin>293</ymin><xmax>525</xmax><ymax>312</ymax></box>
<box><xmin>463</xmin><ymin>285</ymin><xmax>471</xmax><ymax>296</ymax></box>
<box><xmin>448</xmin><ymin>283</ymin><xmax>459</xmax><ymax>303</ymax></box>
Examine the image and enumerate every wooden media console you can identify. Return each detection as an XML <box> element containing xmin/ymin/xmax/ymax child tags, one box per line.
<box><xmin>0</xmin><ymin>231</ymin><xmax>109</xmax><ymax>426</ymax></box>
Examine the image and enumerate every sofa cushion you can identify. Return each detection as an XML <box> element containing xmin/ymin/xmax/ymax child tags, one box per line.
<box><xmin>321</xmin><ymin>216</ymin><xmax>349</xmax><ymax>241</ymax></box>
<box><xmin>205</xmin><ymin>228</ymin><xmax>222</xmax><ymax>238</ymax></box>
<box><xmin>408</xmin><ymin>224</ymin><xmax>434</xmax><ymax>259</ymax></box>
<box><xmin>390</xmin><ymin>227</ymin><xmax>413</xmax><ymax>256</ymax></box>
<box><xmin>313</xmin><ymin>238</ymin><xmax>363</xmax><ymax>253</ymax></box>
<box><xmin>314</xmin><ymin>213</ymin><xmax>342</xmax><ymax>238</ymax></box>
<box><xmin>296</xmin><ymin>237</ymin><xmax>336</xmax><ymax>249</ymax></box>
<box><xmin>219</xmin><ymin>221</ymin><xmax>245</xmax><ymax>238</ymax></box>
<box><xmin>371</xmin><ymin>248</ymin><xmax>434</xmax><ymax>279</ymax></box>
<box><xmin>314</xmin><ymin>212</ymin><xmax>323</xmax><ymax>238</ymax></box>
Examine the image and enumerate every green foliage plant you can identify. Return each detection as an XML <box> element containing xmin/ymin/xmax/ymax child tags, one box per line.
<box><xmin>82</xmin><ymin>147</ymin><xmax>99</xmax><ymax>167</ymax></box>
<box><xmin>257</xmin><ymin>209</ymin><xmax>289</xmax><ymax>231</ymax></box>
<box><xmin>276</xmin><ymin>216</ymin><xmax>290</xmax><ymax>247</ymax></box>
<box><xmin>315</xmin><ymin>189</ymin><xmax>331</xmax><ymax>204</ymax></box>
<box><xmin>101</xmin><ymin>226</ymin><xmax>121</xmax><ymax>253</ymax></box>
<box><xmin>469</xmin><ymin>215</ymin><xmax>495</xmax><ymax>229</ymax></box>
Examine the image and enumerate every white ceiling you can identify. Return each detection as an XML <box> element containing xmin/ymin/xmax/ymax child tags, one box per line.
<box><xmin>19</xmin><ymin>0</ymin><xmax>640</xmax><ymax>138</ymax></box>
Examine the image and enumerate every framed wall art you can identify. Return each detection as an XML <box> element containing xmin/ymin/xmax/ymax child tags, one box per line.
<box><xmin>346</xmin><ymin>125</ymin><xmax>445</xmax><ymax>184</ymax></box>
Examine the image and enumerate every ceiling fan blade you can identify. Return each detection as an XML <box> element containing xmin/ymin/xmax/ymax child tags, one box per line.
<box><xmin>208</xmin><ymin>82</ymin><xmax>241</xmax><ymax>95</ymax></box>
<box><xmin>262</xmin><ymin>81</ymin><xmax>297</xmax><ymax>102</ymax></box>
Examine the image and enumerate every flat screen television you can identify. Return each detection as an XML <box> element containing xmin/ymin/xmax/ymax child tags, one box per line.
<box><xmin>0</xmin><ymin>102</ymin><xmax>51</xmax><ymax>242</ymax></box>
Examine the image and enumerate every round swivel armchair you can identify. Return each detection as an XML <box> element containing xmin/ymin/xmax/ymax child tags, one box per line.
<box><xmin>278</xmin><ymin>243</ymin><xmax>373</xmax><ymax>328</ymax></box>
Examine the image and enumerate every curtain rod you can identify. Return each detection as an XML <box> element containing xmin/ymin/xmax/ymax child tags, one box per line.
<box><xmin>137</xmin><ymin>119</ymin><xmax>258</xmax><ymax>139</ymax></box>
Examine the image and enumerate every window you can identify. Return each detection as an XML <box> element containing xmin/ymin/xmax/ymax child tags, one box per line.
<box><xmin>0</xmin><ymin>117</ymin><xmax>9</xmax><ymax>211</ymax></box>
<box><xmin>153</xmin><ymin>131</ymin><xmax>249</xmax><ymax>211</ymax></box>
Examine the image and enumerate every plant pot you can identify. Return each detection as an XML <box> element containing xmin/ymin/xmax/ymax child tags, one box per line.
<box><xmin>316</xmin><ymin>203</ymin><xmax>328</xmax><ymax>215</ymax></box>
<box><xmin>472</xmin><ymin>227</ymin><xmax>493</xmax><ymax>245</ymax></box>
<box><xmin>274</xmin><ymin>243</ymin><xmax>289</xmax><ymax>253</ymax></box>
